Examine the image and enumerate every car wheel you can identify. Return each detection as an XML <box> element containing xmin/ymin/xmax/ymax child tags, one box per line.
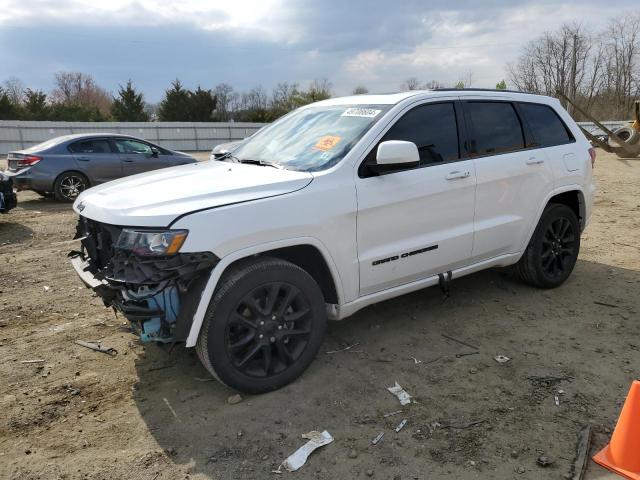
<box><xmin>54</xmin><ymin>172</ymin><xmax>88</xmax><ymax>202</ymax></box>
<box><xmin>196</xmin><ymin>257</ymin><xmax>327</xmax><ymax>394</ymax></box>
<box><xmin>516</xmin><ymin>204</ymin><xmax>580</xmax><ymax>288</ymax></box>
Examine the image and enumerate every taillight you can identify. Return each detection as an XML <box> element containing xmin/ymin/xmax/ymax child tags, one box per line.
<box><xmin>16</xmin><ymin>155</ymin><xmax>42</xmax><ymax>167</ymax></box>
<box><xmin>588</xmin><ymin>147</ymin><xmax>596</xmax><ymax>168</ymax></box>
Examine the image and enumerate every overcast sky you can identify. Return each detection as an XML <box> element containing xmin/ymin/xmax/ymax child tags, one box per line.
<box><xmin>0</xmin><ymin>0</ymin><xmax>630</xmax><ymax>102</ymax></box>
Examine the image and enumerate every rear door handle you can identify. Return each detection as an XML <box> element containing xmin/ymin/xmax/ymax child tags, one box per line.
<box><xmin>123</xmin><ymin>159</ymin><xmax>134</xmax><ymax>163</ymax></box>
<box><xmin>77</xmin><ymin>157</ymin><xmax>90</xmax><ymax>162</ymax></box>
<box><xmin>526</xmin><ymin>157</ymin><xmax>544</xmax><ymax>165</ymax></box>
<box><xmin>445</xmin><ymin>170</ymin><xmax>470</xmax><ymax>180</ymax></box>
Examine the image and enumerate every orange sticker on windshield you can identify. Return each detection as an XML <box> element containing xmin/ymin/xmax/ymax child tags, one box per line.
<box><xmin>313</xmin><ymin>135</ymin><xmax>341</xmax><ymax>152</ymax></box>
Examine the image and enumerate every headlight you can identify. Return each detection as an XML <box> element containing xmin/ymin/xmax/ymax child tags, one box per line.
<box><xmin>115</xmin><ymin>229</ymin><xmax>188</xmax><ymax>256</ymax></box>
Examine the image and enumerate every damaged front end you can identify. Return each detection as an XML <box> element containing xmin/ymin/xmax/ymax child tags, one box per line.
<box><xmin>69</xmin><ymin>216</ymin><xmax>218</xmax><ymax>344</ymax></box>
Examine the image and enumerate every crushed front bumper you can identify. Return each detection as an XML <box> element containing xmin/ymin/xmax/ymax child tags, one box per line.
<box><xmin>69</xmin><ymin>216</ymin><xmax>218</xmax><ymax>343</ymax></box>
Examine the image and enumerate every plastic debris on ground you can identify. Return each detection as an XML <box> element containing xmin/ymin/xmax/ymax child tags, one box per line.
<box><xmin>494</xmin><ymin>354</ymin><xmax>511</xmax><ymax>364</ymax></box>
<box><xmin>395</xmin><ymin>419</ymin><xmax>407</xmax><ymax>433</ymax></box>
<box><xmin>387</xmin><ymin>382</ymin><xmax>412</xmax><ymax>405</ymax></box>
<box><xmin>383</xmin><ymin>410</ymin><xmax>402</xmax><ymax>418</ymax></box>
<box><xmin>275</xmin><ymin>430</ymin><xmax>334</xmax><ymax>473</ymax></box>
<box><xmin>371</xmin><ymin>432</ymin><xmax>384</xmax><ymax>445</ymax></box>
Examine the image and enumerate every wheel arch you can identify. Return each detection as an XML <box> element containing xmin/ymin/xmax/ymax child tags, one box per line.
<box><xmin>547</xmin><ymin>189</ymin><xmax>585</xmax><ymax>230</ymax></box>
<box><xmin>185</xmin><ymin>237</ymin><xmax>343</xmax><ymax>347</ymax></box>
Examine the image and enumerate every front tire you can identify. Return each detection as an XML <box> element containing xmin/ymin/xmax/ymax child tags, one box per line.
<box><xmin>54</xmin><ymin>172</ymin><xmax>88</xmax><ymax>202</ymax></box>
<box><xmin>196</xmin><ymin>257</ymin><xmax>327</xmax><ymax>394</ymax></box>
<box><xmin>516</xmin><ymin>203</ymin><xmax>580</xmax><ymax>288</ymax></box>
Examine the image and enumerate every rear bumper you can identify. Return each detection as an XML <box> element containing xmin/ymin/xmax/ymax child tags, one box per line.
<box><xmin>4</xmin><ymin>167</ymin><xmax>53</xmax><ymax>192</ymax></box>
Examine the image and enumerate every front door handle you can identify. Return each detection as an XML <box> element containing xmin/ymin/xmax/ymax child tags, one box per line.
<box><xmin>77</xmin><ymin>157</ymin><xmax>90</xmax><ymax>162</ymax></box>
<box><xmin>445</xmin><ymin>170</ymin><xmax>470</xmax><ymax>180</ymax></box>
<box><xmin>122</xmin><ymin>159</ymin><xmax>134</xmax><ymax>163</ymax></box>
<box><xmin>526</xmin><ymin>157</ymin><xmax>544</xmax><ymax>165</ymax></box>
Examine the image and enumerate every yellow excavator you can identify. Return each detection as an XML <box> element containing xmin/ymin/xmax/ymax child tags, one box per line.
<box><xmin>557</xmin><ymin>91</ymin><xmax>640</xmax><ymax>158</ymax></box>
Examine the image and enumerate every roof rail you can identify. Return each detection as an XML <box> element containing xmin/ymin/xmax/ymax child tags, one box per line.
<box><xmin>433</xmin><ymin>87</ymin><xmax>543</xmax><ymax>95</ymax></box>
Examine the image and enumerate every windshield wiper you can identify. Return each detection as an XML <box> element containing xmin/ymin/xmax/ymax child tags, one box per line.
<box><xmin>238</xmin><ymin>159</ymin><xmax>283</xmax><ymax>169</ymax></box>
<box><xmin>217</xmin><ymin>152</ymin><xmax>240</xmax><ymax>163</ymax></box>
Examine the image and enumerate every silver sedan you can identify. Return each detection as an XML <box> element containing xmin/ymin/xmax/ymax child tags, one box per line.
<box><xmin>5</xmin><ymin>133</ymin><xmax>198</xmax><ymax>202</ymax></box>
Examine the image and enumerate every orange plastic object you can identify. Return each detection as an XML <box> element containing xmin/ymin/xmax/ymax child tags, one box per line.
<box><xmin>593</xmin><ymin>380</ymin><xmax>640</xmax><ymax>479</ymax></box>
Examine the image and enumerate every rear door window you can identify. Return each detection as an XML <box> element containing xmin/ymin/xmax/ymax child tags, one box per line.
<box><xmin>465</xmin><ymin>102</ymin><xmax>524</xmax><ymax>156</ymax></box>
<box><xmin>518</xmin><ymin>103</ymin><xmax>574</xmax><ymax>147</ymax></box>
<box><xmin>68</xmin><ymin>139</ymin><xmax>112</xmax><ymax>154</ymax></box>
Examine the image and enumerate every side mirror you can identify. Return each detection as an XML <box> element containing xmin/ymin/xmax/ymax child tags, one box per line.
<box><xmin>150</xmin><ymin>147</ymin><xmax>160</xmax><ymax>158</ymax></box>
<box><xmin>376</xmin><ymin>140</ymin><xmax>419</xmax><ymax>166</ymax></box>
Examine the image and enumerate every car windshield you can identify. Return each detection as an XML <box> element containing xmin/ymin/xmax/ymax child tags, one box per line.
<box><xmin>231</xmin><ymin>104</ymin><xmax>390</xmax><ymax>171</ymax></box>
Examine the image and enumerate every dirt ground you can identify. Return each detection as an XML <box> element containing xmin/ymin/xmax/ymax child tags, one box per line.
<box><xmin>0</xmin><ymin>150</ymin><xmax>638</xmax><ymax>480</ymax></box>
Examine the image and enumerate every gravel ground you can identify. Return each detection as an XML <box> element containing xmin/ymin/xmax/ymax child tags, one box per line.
<box><xmin>0</xmin><ymin>150</ymin><xmax>638</xmax><ymax>480</ymax></box>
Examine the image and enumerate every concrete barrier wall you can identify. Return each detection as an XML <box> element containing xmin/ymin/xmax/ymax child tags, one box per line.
<box><xmin>0</xmin><ymin>121</ymin><xmax>267</xmax><ymax>154</ymax></box>
<box><xmin>0</xmin><ymin>120</ymin><xmax>628</xmax><ymax>155</ymax></box>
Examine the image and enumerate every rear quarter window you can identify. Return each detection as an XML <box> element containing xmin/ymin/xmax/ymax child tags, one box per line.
<box><xmin>518</xmin><ymin>103</ymin><xmax>574</xmax><ymax>147</ymax></box>
<box><xmin>465</xmin><ymin>102</ymin><xmax>524</xmax><ymax>156</ymax></box>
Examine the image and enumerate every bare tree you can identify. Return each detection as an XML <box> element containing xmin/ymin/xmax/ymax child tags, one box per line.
<box><xmin>506</xmin><ymin>22</ymin><xmax>632</xmax><ymax>118</ymax></box>
<box><xmin>213</xmin><ymin>83</ymin><xmax>237</xmax><ymax>121</ymax></box>
<box><xmin>424</xmin><ymin>80</ymin><xmax>444</xmax><ymax>89</ymax></box>
<box><xmin>456</xmin><ymin>71</ymin><xmax>474</xmax><ymax>88</ymax></box>
<box><xmin>352</xmin><ymin>85</ymin><xmax>369</xmax><ymax>95</ymax></box>
<box><xmin>602</xmin><ymin>15</ymin><xmax>640</xmax><ymax>115</ymax></box>
<box><xmin>401</xmin><ymin>77</ymin><xmax>421</xmax><ymax>91</ymax></box>
<box><xmin>51</xmin><ymin>71</ymin><xmax>112</xmax><ymax>115</ymax></box>
<box><xmin>3</xmin><ymin>77</ymin><xmax>25</xmax><ymax>104</ymax></box>
<box><xmin>306</xmin><ymin>78</ymin><xmax>332</xmax><ymax>101</ymax></box>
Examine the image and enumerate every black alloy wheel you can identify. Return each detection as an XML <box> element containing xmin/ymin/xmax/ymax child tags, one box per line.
<box><xmin>540</xmin><ymin>216</ymin><xmax>577</xmax><ymax>279</ymax></box>
<box><xmin>196</xmin><ymin>257</ymin><xmax>327</xmax><ymax>393</ymax></box>
<box><xmin>516</xmin><ymin>203</ymin><xmax>580</xmax><ymax>288</ymax></box>
<box><xmin>226</xmin><ymin>282</ymin><xmax>312</xmax><ymax>378</ymax></box>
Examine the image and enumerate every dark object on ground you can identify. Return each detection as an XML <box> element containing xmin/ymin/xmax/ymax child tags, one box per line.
<box><xmin>0</xmin><ymin>172</ymin><xmax>17</xmax><ymax>213</ymax></box>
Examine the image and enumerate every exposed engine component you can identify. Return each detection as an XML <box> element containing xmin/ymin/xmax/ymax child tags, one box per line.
<box><xmin>70</xmin><ymin>216</ymin><xmax>218</xmax><ymax>343</ymax></box>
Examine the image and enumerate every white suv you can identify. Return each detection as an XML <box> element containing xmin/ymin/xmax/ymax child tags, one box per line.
<box><xmin>70</xmin><ymin>90</ymin><xmax>596</xmax><ymax>393</ymax></box>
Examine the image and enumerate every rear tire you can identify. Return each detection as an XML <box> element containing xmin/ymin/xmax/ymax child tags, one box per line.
<box><xmin>54</xmin><ymin>172</ymin><xmax>89</xmax><ymax>202</ymax></box>
<box><xmin>516</xmin><ymin>204</ymin><xmax>580</xmax><ymax>288</ymax></box>
<box><xmin>196</xmin><ymin>257</ymin><xmax>327</xmax><ymax>394</ymax></box>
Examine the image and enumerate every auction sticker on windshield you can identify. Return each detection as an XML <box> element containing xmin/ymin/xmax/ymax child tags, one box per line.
<box><xmin>341</xmin><ymin>108</ymin><xmax>381</xmax><ymax>118</ymax></box>
<box><xmin>313</xmin><ymin>135</ymin><xmax>342</xmax><ymax>152</ymax></box>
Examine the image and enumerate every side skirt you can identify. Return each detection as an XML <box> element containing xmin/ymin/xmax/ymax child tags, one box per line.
<box><xmin>327</xmin><ymin>252</ymin><xmax>522</xmax><ymax>320</ymax></box>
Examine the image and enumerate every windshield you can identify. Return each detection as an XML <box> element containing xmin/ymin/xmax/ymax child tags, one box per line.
<box><xmin>231</xmin><ymin>104</ymin><xmax>390</xmax><ymax>171</ymax></box>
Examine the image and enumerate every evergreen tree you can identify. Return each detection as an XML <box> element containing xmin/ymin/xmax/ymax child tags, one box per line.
<box><xmin>111</xmin><ymin>80</ymin><xmax>149</xmax><ymax>121</ymax></box>
<box><xmin>188</xmin><ymin>86</ymin><xmax>217</xmax><ymax>121</ymax></box>
<box><xmin>22</xmin><ymin>89</ymin><xmax>49</xmax><ymax>120</ymax></box>
<box><xmin>0</xmin><ymin>88</ymin><xmax>20</xmax><ymax>120</ymax></box>
<box><xmin>496</xmin><ymin>80</ymin><xmax>508</xmax><ymax>90</ymax></box>
<box><xmin>158</xmin><ymin>79</ymin><xmax>191</xmax><ymax>121</ymax></box>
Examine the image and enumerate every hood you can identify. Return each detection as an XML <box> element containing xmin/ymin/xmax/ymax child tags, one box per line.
<box><xmin>73</xmin><ymin>161</ymin><xmax>313</xmax><ymax>226</ymax></box>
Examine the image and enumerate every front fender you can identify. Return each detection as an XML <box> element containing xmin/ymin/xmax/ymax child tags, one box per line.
<box><xmin>184</xmin><ymin>236</ymin><xmax>344</xmax><ymax>347</ymax></box>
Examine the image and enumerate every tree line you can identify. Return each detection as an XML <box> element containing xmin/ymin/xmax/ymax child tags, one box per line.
<box><xmin>507</xmin><ymin>13</ymin><xmax>640</xmax><ymax>120</ymax></box>
<box><xmin>0</xmin><ymin>73</ymin><xmax>333</xmax><ymax>122</ymax></box>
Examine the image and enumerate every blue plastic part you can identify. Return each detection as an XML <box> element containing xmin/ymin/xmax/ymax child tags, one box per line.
<box><xmin>139</xmin><ymin>286</ymin><xmax>180</xmax><ymax>343</ymax></box>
